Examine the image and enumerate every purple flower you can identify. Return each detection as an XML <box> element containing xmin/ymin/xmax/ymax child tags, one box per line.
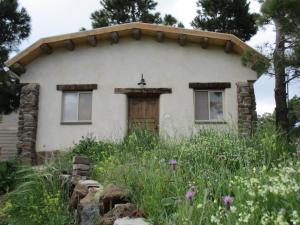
<box><xmin>186</xmin><ymin>191</ymin><xmax>194</xmax><ymax>204</ymax></box>
<box><xmin>222</xmin><ymin>195</ymin><xmax>234</xmax><ymax>208</ymax></box>
<box><xmin>169</xmin><ymin>159</ymin><xmax>177</xmax><ymax>170</ymax></box>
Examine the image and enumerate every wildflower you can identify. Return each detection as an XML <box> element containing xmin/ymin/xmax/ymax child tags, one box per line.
<box><xmin>222</xmin><ymin>195</ymin><xmax>233</xmax><ymax>209</ymax></box>
<box><xmin>186</xmin><ymin>191</ymin><xmax>194</xmax><ymax>205</ymax></box>
<box><xmin>169</xmin><ymin>159</ymin><xmax>177</xmax><ymax>170</ymax></box>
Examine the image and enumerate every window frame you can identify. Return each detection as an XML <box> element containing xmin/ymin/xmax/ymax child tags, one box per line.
<box><xmin>194</xmin><ymin>89</ymin><xmax>225</xmax><ymax>123</ymax></box>
<box><xmin>61</xmin><ymin>91</ymin><xmax>93</xmax><ymax>124</ymax></box>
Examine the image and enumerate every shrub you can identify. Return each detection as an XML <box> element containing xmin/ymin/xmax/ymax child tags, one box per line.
<box><xmin>0</xmin><ymin>165</ymin><xmax>74</xmax><ymax>225</ymax></box>
<box><xmin>0</xmin><ymin>160</ymin><xmax>18</xmax><ymax>194</ymax></box>
<box><xmin>71</xmin><ymin>135</ymin><xmax>112</xmax><ymax>162</ymax></box>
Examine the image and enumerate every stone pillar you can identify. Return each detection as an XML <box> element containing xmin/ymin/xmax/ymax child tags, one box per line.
<box><xmin>236</xmin><ymin>81</ymin><xmax>257</xmax><ymax>137</ymax></box>
<box><xmin>72</xmin><ymin>156</ymin><xmax>91</xmax><ymax>184</ymax></box>
<box><xmin>17</xmin><ymin>84</ymin><xmax>40</xmax><ymax>165</ymax></box>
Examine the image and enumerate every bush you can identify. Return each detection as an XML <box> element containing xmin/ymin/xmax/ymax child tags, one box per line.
<box><xmin>0</xmin><ymin>160</ymin><xmax>18</xmax><ymax>194</ymax></box>
<box><xmin>0</xmin><ymin>165</ymin><xmax>74</xmax><ymax>225</ymax></box>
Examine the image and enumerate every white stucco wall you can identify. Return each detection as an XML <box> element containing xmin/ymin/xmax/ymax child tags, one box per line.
<box><xmin>20</xmin><ymin>37</ymin><xmax>257</xmax><ymax>152</ymax></box>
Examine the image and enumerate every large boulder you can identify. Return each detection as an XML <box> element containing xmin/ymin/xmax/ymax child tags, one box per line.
<box><xmin>69</xmin><ymin>180</ymin><xmax>101</xmax><ymax>210</ymax></box>
<box><xmin>100</xmin><ymin>203</ymin><xmax>145</xmax><ymax>225</ymax></box>
<box><xmin>78</xmin><ymin>187</ymin><xmax>103</xmax><ymax>225</ymax></box>
<box><xmin>99</xmin><ymin>184</ymin><xmax>131</xmax><ymax>215</ymax></box>
<box><xmin>113</xmin><ymin>217</ymin><xmax>150</xmax><ymax>225</ymax></box>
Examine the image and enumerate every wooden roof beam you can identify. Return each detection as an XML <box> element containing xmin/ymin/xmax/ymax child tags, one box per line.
<box><xmin>87</xmin><ymin>35</ymin><xmax>97</xmax><ymax>47</ymax></box>
<box><xmin>178</xmin><ymin>34</ymin><xmax>187</xmax><ymax>46</ymax></box>
<box><xmin>156</xmin><ymin>31</ymin><xmax>164</xmax><ymax>42</ymax></box>
<box><xmin>225</xmin><ymin>40</ymin><xmax>233</xmax><ymax>53</ymax></box>
<box><xmin>40</xmin><ymin>43</ymin><xmax>53</xmax><ymax>54</ymax></box>
<box><xmin>200</xmin><ymin>37</ymin><xmax>209</xmax><ymax>49</ymax></box>
<box><xmin>64</xmin><ymin>39</ymin><xmax>75</xmax><ymax>51</ymax></box>
<box><xmin>10</xmin><ymin>62</ymin><xmax>26</xmax><ymax>75</ymax></box>
<box><xmin>132</xmin><ymin>28</ymin><xmax>141</xmax><ymax>40</ymax></box>
<box><xmin>111</xmin><ymin>32</ymin><xmax>119</xmax><ymax>44</ymax></box>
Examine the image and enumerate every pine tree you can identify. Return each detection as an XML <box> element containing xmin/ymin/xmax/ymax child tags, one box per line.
<box><xmin>162</xmin><ymin>14</ymin><xmax>185</xmax><ymax>28</ymax></box>
<box><xmin>260</xmin><ymin>0</ymin><xmax>300</xmax><ymax>133</ymax></box>
<box><xmin>91</xmin><ymin>0</ymin><xmax>161</xmax><ymax>28</ymax></box>
<box><xmin>91</xmin><ymin>0</ymin><xmax>183</xmax><ymax>28</ymax></box>
<box><xmin>0</xmin><ymin>0</ymin><xmax>30</xmax><ymax>114</ymax></box>
<box><xmin>191</xmin><ymin>0</ymin><xmax>258</xmax><ymax>41</ymax></box>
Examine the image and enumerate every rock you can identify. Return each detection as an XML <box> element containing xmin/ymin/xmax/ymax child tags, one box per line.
<box><xmin>99</xmin><ymin>184</ymin><xmax>131</xmax><ymax>215</ymax></box>
<box><xmin>100</xmin><ymin>203</ymin><xmax>145</xmax><ymax>225</ymax></box>
<box><xmin>73</xmin><ymin>164</ymin><xmax>90</xmax><ymax>171</ymax></box>
<box><xmin>69</xmin><ymin>180</ymin><xmax>101</xmax><ymax>209</ymax></box>
<box><xmin>113</xmin><ymin>217</ymin><xmax>150</xmax><ymax>225</ymax></box>
<box><xmin>73</xmin><ymin>155</ymin><xmax>91</xmax><ymax>165</ymax></box>
<box><xmin>73</xmin><ymin>170</ymin><xmax>90</xmax><ymax>176</ymax></box>
<box><xmin>78</xmin><ymin>187</ymin><xmax>103</xmax><ymax>225</ymax></box>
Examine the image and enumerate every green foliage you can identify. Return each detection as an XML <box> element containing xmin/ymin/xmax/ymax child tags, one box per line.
<box><xmin>90</xmin><ymin>0</ymin><xmax>162</xmax><ymax>28</ymax></box>
<box><xmin>0</xmin><ymin>71</ymin><xmax>21</xmax><ymax>114</ymax></box>
<box><xmin>0</xmin><ymin>0</ymin><xmax>31</xmax><ymax>68</ymax></box>
<box><xmin>288</xmin><ymin>95</ymin><xmax>300</xmax><ymax>138</ymax></box>
<box><xmin>1</xmin><ymin>126</ymin><xmax>298</xmax><ymax>224</ymax></box>
<box><xmin>191</xmin><ymin>0</ymin><xmax>258</xmax><ymax>41</ymax></box>
<box><xmin>0</xmin><ymin>160</ymin><xmax>18</xmax><ymax>194</ymax></box>
<box><xmin>241</xmin><ymin>48</ymin><xmax>270</xmax><ymax>76</ymax></box>
<box><xmin>0</xmin><ymin>0</ymin><xmax>30</xmax><ymax>114</ymax></box>
<box><xmin>90</xmin><ymin>0</ymin><xmax>183</xmax><ymax>29</ymax></box>
<box><xmin>71</xmin><ymin>135</ymin><xmax>112</xmax><ymax>162</ymax></box>
<box><xmin>288</xmin><ymin>95</ymin><xmax>300</xmax><ymax>127</ymax></box>
<box><xmin>162</xmin><ymin>14</ymin><xmax>184</xmax><ymax>28</ymax></box>
<box><xmin>90</xmin><ymin>125</ymin><xmax>295</xmax><ymax>224</ymax></box>
<box><xmin>0</xmin><ymin>165</ymin><xmax>74</xmax><ymax>225</ymax></box>
<box><xmin>260</xmin><ymin>0</ymin><xmax>300</xmax><ymax>76</ymax></box>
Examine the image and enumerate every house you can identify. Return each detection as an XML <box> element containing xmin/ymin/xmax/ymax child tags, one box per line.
<box><xmin>5</xmin><ymin>22</ymin><xmax>259</xmax><ymax>164</ymax></box>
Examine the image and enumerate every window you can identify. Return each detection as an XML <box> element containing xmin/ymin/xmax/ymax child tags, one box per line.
<box><xmin>195</xmin><ymin>90</ymin><xmax>224</xmax><ymax>121</ymax></box>
<box><xmin>62</xmin><ymin>92</ymin><xmax>92</xmax><ymax>123</ymax></box>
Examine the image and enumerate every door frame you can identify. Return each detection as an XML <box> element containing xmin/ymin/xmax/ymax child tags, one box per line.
<box><xmin>114</xmin><ymin>88</ymin><xmax>172</xmax><ymax>135</ymax></box>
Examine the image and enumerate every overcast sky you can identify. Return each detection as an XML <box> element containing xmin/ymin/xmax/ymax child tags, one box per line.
<box><xmin>17</xmin><ymin>0</ymin><xmax>299</xmax><ymax>115</ymax></box>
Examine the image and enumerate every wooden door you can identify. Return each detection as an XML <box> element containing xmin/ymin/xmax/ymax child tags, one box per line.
<box><xmin>128</xmin><ymin>96</ymin><xmax>159</xmax><ymax>133</ymax></box>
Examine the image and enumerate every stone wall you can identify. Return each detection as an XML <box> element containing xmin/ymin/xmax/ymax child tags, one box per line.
<box><xmin>236</xmin><ymin>81</ymin><xmax>257</xmax><ymax>137</ymax></box>
<box><xmin>17</xmin><ymin>84</ymin><xmax>40</xmax><ymax>165</ymax></box>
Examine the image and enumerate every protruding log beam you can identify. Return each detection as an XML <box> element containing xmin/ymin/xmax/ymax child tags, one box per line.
<box><xmin>156</xmin><ymin>31</ymin><xmax>164</xmax><ymax>42</ymax></box>
<box><xmin>178</xmin><ymin>34</ymin><xmax>187</xmax><ymax>46</ymax></box>
<box><xmin>10</xmin><ymin>62</ymin><xmax>26</xmax><ymax>75</ymax></box>
<box><xmin>111</xmin><ymin>32</ymin><xmax>119</xmax><ymax>44</ymax></box>
<box><xmin>87</xmin><ymin>35</ymin><xmax>97</xmax><ymax>47</ymax></box>
<box><xmin>132</xmin><ymin>28</ymin><xmax>141</xmax><ymax>40</ymax></box>
<box><xmin>225</xmin><ymin>40</ymin><xmax>233</xmax><ymax>53</ymax></box>
<box><xmin>64</xmin><ymin>39</ymin><xmax>75</xmax><ymax>51</ymax></box>
<box><xmin>200</xmin><ymin>37</ymin><xmax>209</xmax><ymax>49</ymax></box>
<box><xmin>40</xmin><ymin>43</ymin><xmax>53</xmax><ymax>54</ymax></box>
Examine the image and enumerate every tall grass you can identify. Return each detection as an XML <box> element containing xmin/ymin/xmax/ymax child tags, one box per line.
<box><xmin>0</xmin><ymin>163</ymin><xmax>74</xmax><ymax>225</ymax></box>
<box><xmin>1</xmin><ymin>123</ymin><xmax>298</xmax><ymax>225</ymax></box>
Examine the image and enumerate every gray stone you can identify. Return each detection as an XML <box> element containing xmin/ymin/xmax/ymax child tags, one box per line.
<box><xmin>73</xmin><ymin>164</ymin><xmax>90</xmax><ymax>171</ymax></box>
<box><xmin>73</xmin><ymin>155</ymin><xmax>90</xmax><ymax>165</ymax></box>
<box><xmin>78</xmin><ymin>187</ymin><xmax>103</xmax><ymax>225</ymax></box>
<box><xmin>17</xmin><ymin>83</ymin><xmax>40</xmax><ymax>165</ymax></box>
<box><xmin>236</xmin><ymin>81</ymin><xmax>257</xmax><ymax>137</ymax></box>
<box><xmin>113</xmin><ymin>217</ymin><xmax>150</xmax><ymax>225</ymax></box>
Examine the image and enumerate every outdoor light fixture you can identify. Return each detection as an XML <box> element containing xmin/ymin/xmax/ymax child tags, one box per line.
<box><xmin>138</xmin><ymin>73</ymin><xmax>146</xmax><ymax>87</ymax></box>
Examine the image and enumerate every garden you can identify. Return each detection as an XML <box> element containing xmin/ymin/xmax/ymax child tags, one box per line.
<box><xmin>0</xmin><ymin>122</ymin><xmax>299</xmax><ymax>225</ymax></box>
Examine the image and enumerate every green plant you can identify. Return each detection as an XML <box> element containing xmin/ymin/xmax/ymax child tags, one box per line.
<box><xmin>1</xmin><ymin>165</ymin><xmax>74</xmax><ymax>225</ymax></box>
<box><xmin>0</xmin><ymin>160</ymin><xmax>18</xmax><ymax>194</ymax></box>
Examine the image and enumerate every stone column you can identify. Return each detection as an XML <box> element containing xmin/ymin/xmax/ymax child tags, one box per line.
<box><xmin>17</xmin><ymin>84</ymin><xmax>40</xmax><ymax>165</ymax></box>
<box><xmin>236</xmin><ymin>81</ymin><xmax>257</xmax><ymax>137</ymax></box>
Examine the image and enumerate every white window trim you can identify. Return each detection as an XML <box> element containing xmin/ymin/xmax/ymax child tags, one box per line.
<box><xmin>61</xmin><ymin>91</ymin><xmax>92</xmax><ymax>124</ymax></box>
<box><xmin>194</xmin><ymin>90</ymin><xmax>225</xmax><ymax>123</ymax></box>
